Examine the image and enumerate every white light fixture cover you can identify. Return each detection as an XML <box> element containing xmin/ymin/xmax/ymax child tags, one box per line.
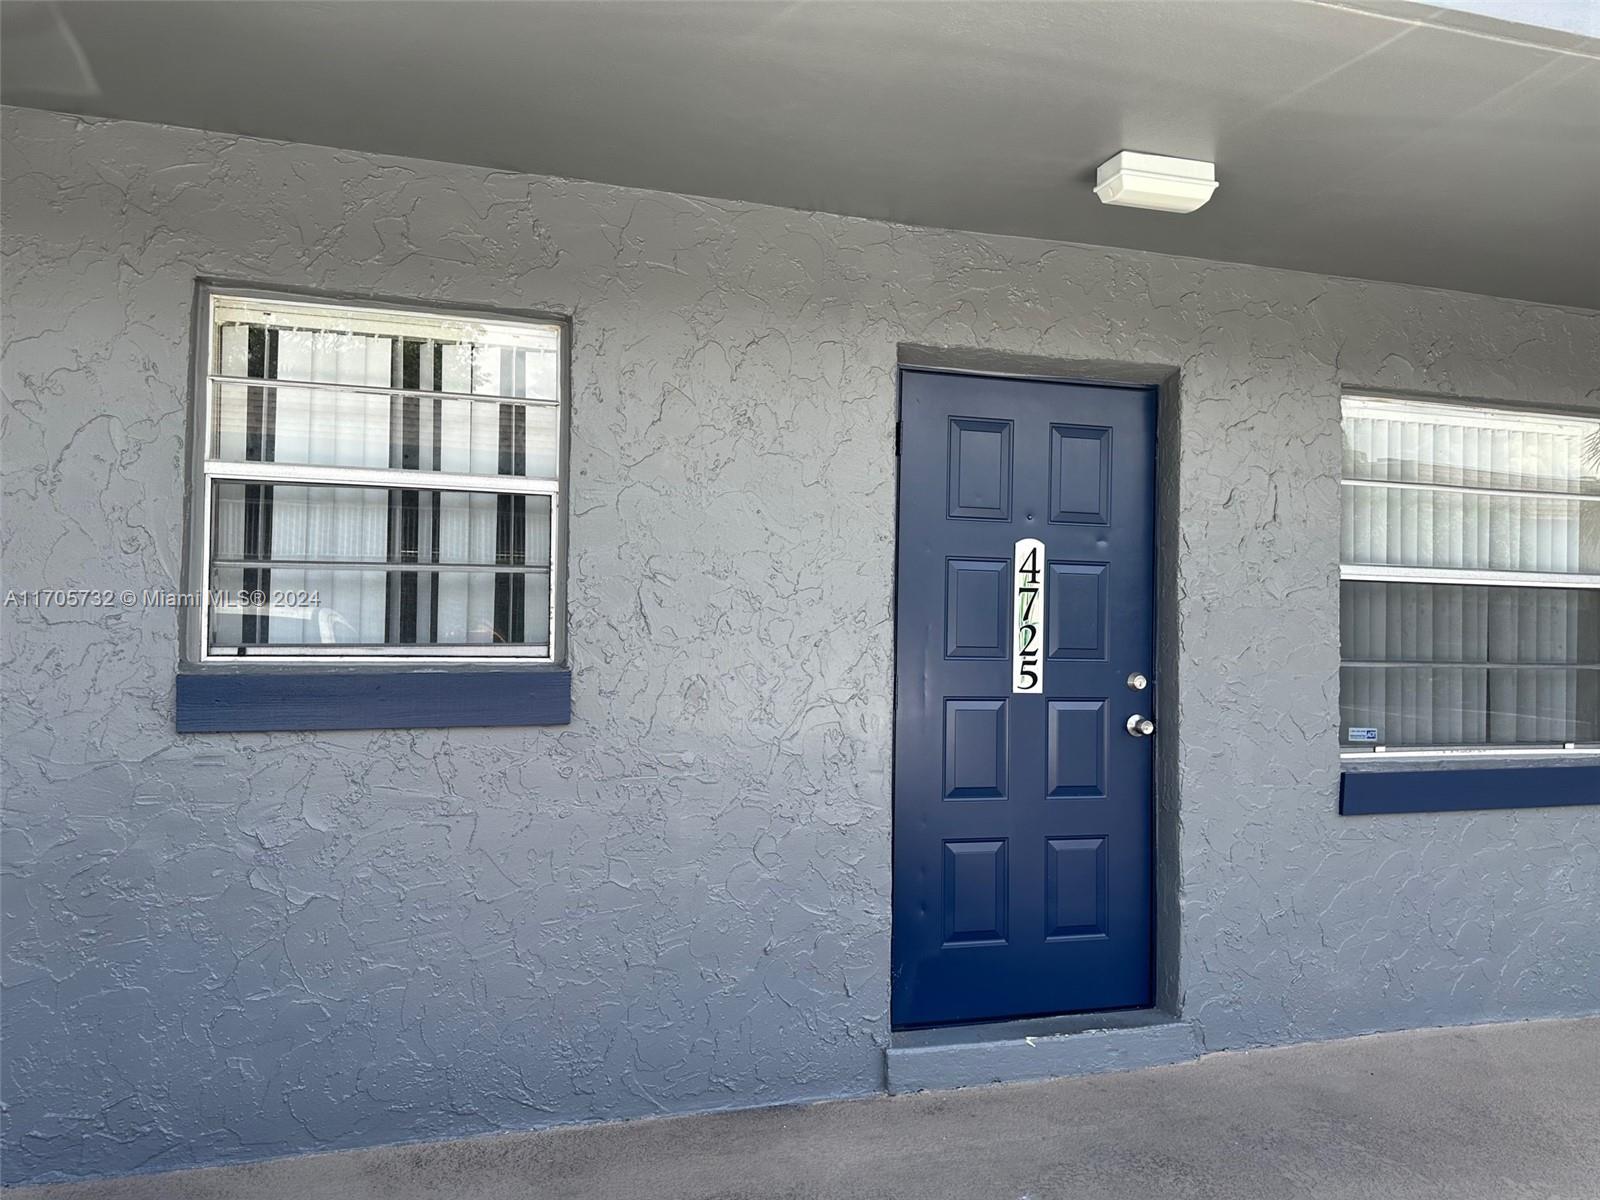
<box><xmin>1094</xmin><ymin>151</ymin><xmax>1218</xmax><ymax>214</ymax></box>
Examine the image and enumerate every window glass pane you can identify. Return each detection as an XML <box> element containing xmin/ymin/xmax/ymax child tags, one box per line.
<box><xmin>209</xmin><ymin>564</ymin><xmax>550</xmax><ymax>651</ymax></box>
<box><xmin>210</xmin><ymin>384</ymin><xmax>559</xmax><ymax>479</ymax></box>
<box><xmin>208</xmin><ymin>484</ymin><xmax>551</xmax><ymax>652</ymax></box>
<box><xmin>1343</xmin><ymin>397</ymin><xmax>1600</xmax><ymax>496</ymax></box>
<box><xmin>1342</xmin><ymin>488</ymin><xmax>1600</xmax><ymax>574</ymax></box>
<box><xmin>213</xmin><ymin>296</ymin><xmax>561</xmax><ymax>401</ymax></box>
<box><xmin>1337</xmin><ymin>492</ymin><xmax>1600</xmax><ymax>579</ymax></box>
<box><xmin>211</xmin><ymin>484</ymin><xmax>551</xmax><ymax>568</ymax></box>
<box><xmin>1340</xmin><ymin>663</ymin><xmax>1599</xmax><ymax>748</ymax></box>
<box><xmin>1342</xmin><ymin>582</ymin><xmax>1599</xmax><ymax>668</ymax></box>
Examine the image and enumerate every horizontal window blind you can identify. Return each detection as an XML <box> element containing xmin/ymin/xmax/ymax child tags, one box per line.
<box><xmin>1340</xmin><ymin>396</ymin><xmax>1599</xmax><ymax>753</ymax></box>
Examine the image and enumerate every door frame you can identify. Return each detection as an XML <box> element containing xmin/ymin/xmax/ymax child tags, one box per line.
<box><xmin>888</xmin><ymin>349</ymin><xmax>1183</xmax><ymax>1026</ymax></box>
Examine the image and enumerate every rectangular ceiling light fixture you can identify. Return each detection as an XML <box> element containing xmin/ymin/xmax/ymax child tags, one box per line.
<box><xmin>1094</xmin><ymin>151</ymin><xmax>1218</xmax><ymax>213</ymax></box>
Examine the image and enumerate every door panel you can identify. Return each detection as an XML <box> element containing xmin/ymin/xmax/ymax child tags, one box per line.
<box><xmin>892</xmin><ymin>369</ymin><xmax>1157</xmax><ymax>1029</ymax></box>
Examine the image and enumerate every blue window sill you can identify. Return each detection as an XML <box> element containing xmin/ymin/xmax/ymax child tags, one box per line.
<box><xmin>176</xmin><ymin>667</ymin><xmax>571</xmax><ymax>733</ymax></box>
<box><xmin>1341</xmin><ymin>763</ymin><xmax>1600</xmax><ymax>815</ymax></box>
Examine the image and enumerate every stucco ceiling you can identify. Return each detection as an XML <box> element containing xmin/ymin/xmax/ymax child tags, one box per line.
<box><xmin>3</xmin><ymin>0</ymin><xmax>1597</xmax><ymax>308</ymax></box>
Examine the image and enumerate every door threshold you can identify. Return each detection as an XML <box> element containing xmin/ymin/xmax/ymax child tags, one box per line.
<box><xmin>885</xmin><ymin>1008</ymin><xmax>1200</xmax><ymax>1095</ymax></box>
<box><xmin>891</xmin><ymin>1006</ymin><xmax>1176</xmax><ymax>1049</ymax></box>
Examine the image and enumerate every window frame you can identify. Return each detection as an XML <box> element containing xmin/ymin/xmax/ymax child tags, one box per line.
<box><xmin>1338</xmin><ymin>390</ymin><xmax>1600</xmax><ymax>765</ymax></box>
<box><xmin>180</xmin><ymin>280</ymin><xmax>572</xmax><ymax>670</ymax></box>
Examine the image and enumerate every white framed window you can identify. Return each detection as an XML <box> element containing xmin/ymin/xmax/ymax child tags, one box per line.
<box><xmin>184</xmin><ymin>287</ymin><xmax>567</xmax><ymax>664</ymax></box>
<box><xmin>1340</xmin><ymin>395</ymin><xmax>1599</xmax><ymax>758</ymax></box>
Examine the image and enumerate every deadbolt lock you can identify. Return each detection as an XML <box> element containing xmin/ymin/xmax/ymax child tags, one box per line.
<box><xmin>1126</xmin><ymin>672</ymin><xmax>1149</xmax><ymax>692</ymax></box>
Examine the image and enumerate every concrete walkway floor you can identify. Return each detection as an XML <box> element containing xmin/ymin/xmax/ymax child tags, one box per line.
<box><xmin>14</xmin><ymin>1017</ymin><xmax>1600</xmax><ymax>1200</ymax></box>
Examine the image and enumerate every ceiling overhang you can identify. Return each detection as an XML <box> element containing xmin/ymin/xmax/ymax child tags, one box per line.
<box><xmin>3</xmin><ymin>0</ymin><xmax>1596</xmax><ymax>308</ymax></box>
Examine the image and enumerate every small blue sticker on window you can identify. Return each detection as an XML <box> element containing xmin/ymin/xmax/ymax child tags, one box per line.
<box><xmin>1347</xmin><ymin>727</ymin><xmax>1380</xmax><ymax>743</ymax></box>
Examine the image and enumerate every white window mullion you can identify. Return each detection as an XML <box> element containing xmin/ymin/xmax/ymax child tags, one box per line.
<box><xmin>204</xmin><ymin>460</ymin><xmax>560</xmax><ymax>497</ymax></box>
<box><xmin>1340</xmin><ymin>564</ymin><xmax>1600</xmax><ymax>590</ymax></box>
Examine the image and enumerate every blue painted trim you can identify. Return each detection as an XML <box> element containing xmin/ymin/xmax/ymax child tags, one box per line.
<box><xmin>176</xmin><ymin>668</ymin><xmax>571</xmax><ymax>732</ymax></box>
<box><xmin>1341</xmin><ymin>765</ymin><xmax>1600</xmax><ymax>815</ymax></box>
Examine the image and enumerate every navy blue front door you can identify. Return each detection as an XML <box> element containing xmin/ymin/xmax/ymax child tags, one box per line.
<box><xmin>892</xmin><ymin>369</ymin><xmax>1157</xmax><ymax>1028</ymax></box>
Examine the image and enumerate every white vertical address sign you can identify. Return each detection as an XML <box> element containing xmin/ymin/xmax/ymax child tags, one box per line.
<box><xmin>1013</xmin><ymin>538</ymin><xmax>1045</xmax><ymax>694</ymax></box>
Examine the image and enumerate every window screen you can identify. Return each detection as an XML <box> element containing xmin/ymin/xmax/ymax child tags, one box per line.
<box><xmin>1340</xmin><ymin>396</ymin><xmax>1600</xmax><ymax>752</ymax></box>
<box><xmin>194</xmin><ymin>292</ymin><xmax>564</xmax><ymax>661</ymax></box>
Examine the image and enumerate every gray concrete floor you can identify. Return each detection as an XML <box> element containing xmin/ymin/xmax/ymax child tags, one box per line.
<box><xmin>14</xmin><ymin>1017</ymin><xmax>1600</xmax><ymax>1200</ymax></box>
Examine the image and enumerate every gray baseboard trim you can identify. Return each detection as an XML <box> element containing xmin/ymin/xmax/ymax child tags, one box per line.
<box><xmin>886</xmin><ymin>1011</ymin><xmax>1203</xmax><ymax>1094</ymax></box>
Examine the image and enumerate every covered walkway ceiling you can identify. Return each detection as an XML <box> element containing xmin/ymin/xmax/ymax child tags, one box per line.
<box><xmin>3</xmin><ymin>0</ymin><xmax>1597</xmax><ymax>307</ymax></box>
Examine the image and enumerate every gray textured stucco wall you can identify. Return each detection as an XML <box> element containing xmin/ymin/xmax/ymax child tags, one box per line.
<box><xmin>2</xmin><ymin>106</ymin><xmax>1597</xmax><ymax>1187</ymax></box>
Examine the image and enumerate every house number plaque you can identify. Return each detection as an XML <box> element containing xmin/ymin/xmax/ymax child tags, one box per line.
<box><xmin>1013</xmin><ymin>538</ymin><xmax>1044</xmax><ymax>694</ymax></box>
